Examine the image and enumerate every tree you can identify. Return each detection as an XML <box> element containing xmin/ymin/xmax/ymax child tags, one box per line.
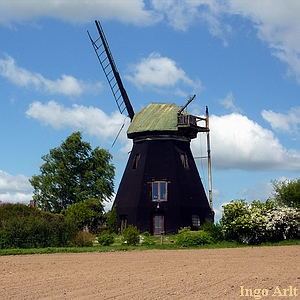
<box><xmin>271</xmin><ymin>178</ymin><xmax>300</xmax><ymax>208</ymax></box>
<box><xmin>62</xmin><ymin>198</ymin><xmax>105</xmax><ymax>233</ymax></box>
<box><xmin>106</xmin><ymin>205</ymin><xmax>118</xmax><ymax>233</ymax></box>
<box><xmin>30</xmin><ymin>132</ymin><xmax>115</xmax><ymax>214</ymax></box>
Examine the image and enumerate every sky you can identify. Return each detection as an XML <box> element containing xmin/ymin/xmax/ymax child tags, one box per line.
<box><xmin>0</xmin><ymin>0</ymin><xmax>300</xmax><ymax>221</ymax></box>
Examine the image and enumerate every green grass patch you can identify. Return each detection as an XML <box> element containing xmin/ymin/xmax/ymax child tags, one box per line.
<box><xmin>0</xmin><ymin>237</ymin><xmax>298</xmax><ymax>256</ymax></box>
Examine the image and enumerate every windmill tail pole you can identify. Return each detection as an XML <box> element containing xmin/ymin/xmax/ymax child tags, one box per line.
<box><xmin>178</xmin><ymin>94</ymin><xmax>196</xmax><ymax>115</ymax></box>
<box><xmin>206</xmin><ymin>106</ymin><xmax>213</xmax><ymax>214</ymax></box>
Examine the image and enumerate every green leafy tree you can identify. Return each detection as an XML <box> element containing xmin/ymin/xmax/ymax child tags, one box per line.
<box><xmin>106</xmin><ymin>205</ymin><xmax>118</xmax><ymax>233</ymax></box>
<box><xmin>62</xmin><ymin>198</ymin><xmax>105</xmax><ymax>233</ymax></box>
<box><xmin>271</xmin><ymin>178</ymin><xmax>300</xmax><ymax>208</ymax></box>
<box><xmin>30</xmin><ymin>132</ymin><xmax>115</xmax><ymax>213</ymax></box>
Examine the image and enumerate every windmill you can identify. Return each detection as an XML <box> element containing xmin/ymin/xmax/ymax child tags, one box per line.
<box><xmin>88</xmin><ymin>21</ymin><xmax>214</xmax><ymax>234</ymax></box>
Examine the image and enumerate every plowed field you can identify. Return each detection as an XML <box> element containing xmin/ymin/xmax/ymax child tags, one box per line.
<box><xmin>1</xmin><ymin>245</ymin><xmax>299</xmax><ymax>299</ymax></box>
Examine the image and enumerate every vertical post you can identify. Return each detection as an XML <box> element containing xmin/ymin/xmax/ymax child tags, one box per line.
<box><xmin>206</xmin><ymin>106</ymin><xmax>213</xmax><ymax>213</ymax></box>
<box><xmin>161</xmin><ymin>231</ymin><xmax>164</xmax><ymax>245</ymax></box>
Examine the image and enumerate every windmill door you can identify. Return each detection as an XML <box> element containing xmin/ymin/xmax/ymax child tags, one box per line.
<box><xmin>153</xmin><ymin>214</ymin><xmax>164</xmax><ymax>235</ymax></box>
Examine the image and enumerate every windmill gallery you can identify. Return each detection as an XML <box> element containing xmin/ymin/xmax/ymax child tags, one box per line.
<box><xmin>88</xmin><ymin>21</ymin><xmax>214</xmax><ymax>235</ymax></box>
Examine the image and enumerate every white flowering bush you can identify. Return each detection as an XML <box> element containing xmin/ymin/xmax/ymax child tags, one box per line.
<box><xmin>220</xmin><ymin>199</ymin><xmax>299</xmax><ymax>244</ymax></box>
<box><xmin>265</xmin><ymin>206</ymin><xmax>299</xmax><ymax>241</ymax></box>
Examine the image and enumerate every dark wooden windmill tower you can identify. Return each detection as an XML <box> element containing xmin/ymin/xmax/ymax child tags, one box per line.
<box><xmin>88</xmin><ymin>21</ymin><xmax>214</xmax><ymax>234</ymax></box>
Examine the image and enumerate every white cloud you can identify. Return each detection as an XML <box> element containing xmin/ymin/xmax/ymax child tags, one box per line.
<box><xmin>152</xmin><ymin>1</ymin><xmax>300</xmax><ymax>84</ymax></box>
<box><xmin>192</xmin><ymin>113</ymin><xmax>300</xmax><ymax>171</ymax></box>
<box><xmin>226</xmin><ymin>0</ymin><xmax>300</xmax><ymax>83</ymax></box>
<box><xmin>0</xmin><ymin>192</ymin><xmax>32</xmax><ymax>204</ymax></box>
<box><xmin>0</xmin><ymin>55</ymin><xmax>102</xmax><ymax>96</ymax></box>
<box><xmin>2</xmin><ymin>1</ymin><xmax>300</xmax><ymax>84</ymax></box>
<box><xmin>0</xmin><ymin>0</ymin><xmax>161</xmax><ymax>26</ymax></box>
<box><xmin>26</xmin><ymin>100</ymin><xmax>130</xmax><ymax>143</ymax></box>
<box><xmin>218</xmin><ymin>91</ymin><xmax>243</xmax><ymax>113</ymax></box>
<box><xmin>0</xmin><ymin>170</ymin><xmax>33</xmax><ymax>204</ymax></box>
<box><xmin>261</xmin><ymin>107</ymin><xmax>300</xmax><ymax>134</ymax></box>
<box><xmin>0</xmin><ymin>170</ymin><xmax>31</xmax><ymax>193</ymax></box>
<box><xmin>126</xmin><ymin>52</ymin><xmax>202</xmax><ymax>94</ymax></box>
<box><xmin>151</xmin><ymin>0</ymin><xmax>229</xmax><ymax>35</ymax></box>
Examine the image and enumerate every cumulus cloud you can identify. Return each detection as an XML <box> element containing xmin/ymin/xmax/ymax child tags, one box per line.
<box><xmin>125</xmin><ymin>52</ymin><xmax>202</xmax><ymax>95</ymax></box>
<box><xmin>261</xmin><ymin>107</ymin><xmax>300</xmax><ymax>134</ymax></box>
<box><xmin>0</xmin><ymin>55</ymin><xmax>102</xmax><ymax>96</ymax></box>
<box><xmin>0</xmin><ymin>171</ymin><xmax>33</xmax><ymax>204</ymax></box>
<box><xmin>29</xmin><ymin>100</ymin><xmax>300</xmax><ymax>173</ymax></box>
<box><xmin>26</xmin><ymin>100</ymin><xmax>130</xmax><ymax>143</ymax></box>
<box><xmin>2</xmin><ymin>1</ymin><xmax>300</xmax><ymax>84</ymax></box>
<box><xmin>0</xmin><ymin>171</ymin><xmax>31</xmax><ymax>193</ymax></box>
<box><xmin>0</xmin><ymin>192</ymin><xmax>32</xmax><ymax>204</ymax></box>
<box><xmin>192</xmin><ymin>113</ymin><xmax>300</xmax><ymax>171</ymax></box>
<box><xmin>0</xmin><ymin>0</ymin><xmax>161</xmax><ymax>26</ymax></box>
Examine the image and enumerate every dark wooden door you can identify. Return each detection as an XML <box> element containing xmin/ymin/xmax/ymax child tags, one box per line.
<box><xmin>153</xmin><ymin>214</ymin><xmax>164</xmax><ymax>235</ymax></box>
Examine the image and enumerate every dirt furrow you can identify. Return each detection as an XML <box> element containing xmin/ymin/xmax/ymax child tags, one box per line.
<box><xmin>0</xmin><ymin>246</ymin><xmax>299</xmax><ymax>299</ymax></box>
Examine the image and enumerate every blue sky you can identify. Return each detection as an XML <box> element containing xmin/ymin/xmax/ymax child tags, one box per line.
<box><xmin>0</xmin><ymin>1</ymin><xmax>299</xmax><ymax>220</ymax></box>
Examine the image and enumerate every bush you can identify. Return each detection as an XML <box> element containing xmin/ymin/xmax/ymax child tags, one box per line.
<box><xmin>220</xmin><ymin>199</ymin><xmax>300</xmax><ymax>244</ymax></box>
<box><xmin>97</xmin><ymin>232</ymin><xmax>115</xmax><ymax>246</ymax></box>
<box><xmin>141</xmin><ymin>240</ymin><xmax>156</xmax><ymax>246</ymax></box>
<box><xmin>0</xmin><ymin>203</ymin><xmax>78</xmax><ymax>249</ymax></box>
<box><xmin>176</xmin><ymin>229</ymin><xmax>213</xmax><ymax>247</ymax></box>
<box><xmin>70</xmin><ymin>231</ymin><xmax>95</xmax><ymax>247</ymax></box>
<box><xmin>265</xmin><ymin>206</ymin><xmax>299</xmax><ymax>241</ymax></box>
<box><xmin>142</xmin><ymin>231</ymin><xmax>150</xmax><ymax>237</ymax></box>
<box><xmin>122</xmin><ymin>225</ymin><xmax>140</xmax><ymax>246</ymax></box>
<box><xmin>200</xmin><ymin>222</ymin><xmax>224</xmax><ymax>242</ymax></box>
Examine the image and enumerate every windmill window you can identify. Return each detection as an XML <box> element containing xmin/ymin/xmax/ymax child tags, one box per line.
<box><xmin>192</xmin><ymin>215</ymin><xmax>201</xmax><ymax>227</ymax></box>
<box><xmin>152</xmin><ymin>181</ymin><xmax>168</xmax><ymax>201</ymax></box>
<box><xmin>132</xmin><ymin>154</ymin><xmax>140</xmax><ymax>169</ymax></box>
<box><xmin>180</xmin><ymin>154</ymin><xmax>189</xmax><ymax>169</ymax></box>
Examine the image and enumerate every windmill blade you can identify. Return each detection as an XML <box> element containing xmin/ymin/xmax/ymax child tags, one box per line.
<box><xmin>87</xmin><ymin>20</ymin><xmax>135</xmax><ymax>120</ymax></box>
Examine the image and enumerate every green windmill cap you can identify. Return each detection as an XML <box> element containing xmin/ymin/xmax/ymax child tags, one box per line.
<box><xmin>127</xmin><ymin>103</ymin><xmax>181</xmax><ymax>135</ymax></box>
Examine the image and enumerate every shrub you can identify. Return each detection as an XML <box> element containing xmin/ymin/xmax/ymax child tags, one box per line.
<box><xmin>265</xmin><ymin>206</ymin><xmax>299</xmax><ymax>241</ymax></box>
<box><xmin>141</xmin><ymin>240</ymin><xmax>156</xmax><ymax>246</ymax></box>
<box><xmin>70</xmin><ymin>231</ymin><xmax>95</xmax><ymax>247</ymax></box>
<box><xmin>176</xmin><ymin>229</ymin><xmax>213</xmax><ymax>247</ymax></box>
<box><xmin>97</xmin><ymin>232</ymin><xmax>115</xmax><ymax>246</ymax></box>
<box><xmin>0</xmin><ymin>204</ymin><xmax>78</xmax><ymax>249</ymax></box>
<box><xmin>200</xmin><ymin>222</ymin><xmax>224</xmax><ymax>242</ymax></box>
<box><xmin>220</xmin><ymin>199</ymin><xmax>300</xmax><ymax>244</ymax></box>
<box><xmin>142</xmin><ymin>231</ymin><xmax>150</xmax><ymax>237</ymax></box>
<box><xmin>122</xmin><ymin>225</ymin><xmax>140</xmax><ymax>246</ymax></box>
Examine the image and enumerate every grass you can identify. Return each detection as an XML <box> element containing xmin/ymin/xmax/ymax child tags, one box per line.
<box><xmin>0</xmin><ymin>235</ymin><xmax>299</xmax><ymax>256</ymax></box>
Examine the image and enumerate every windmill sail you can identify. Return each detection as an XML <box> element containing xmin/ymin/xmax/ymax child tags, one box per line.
<box><xmin>88</xmin><ymin>20</ymin><xmax>135</xmax><ymax>120</ymax></box>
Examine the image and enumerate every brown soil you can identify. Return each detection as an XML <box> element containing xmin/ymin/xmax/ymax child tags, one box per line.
<box><xmin>0</xmin><ymin>245</ymin><xmax>299</xmax><ymax>299</ymax></box>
